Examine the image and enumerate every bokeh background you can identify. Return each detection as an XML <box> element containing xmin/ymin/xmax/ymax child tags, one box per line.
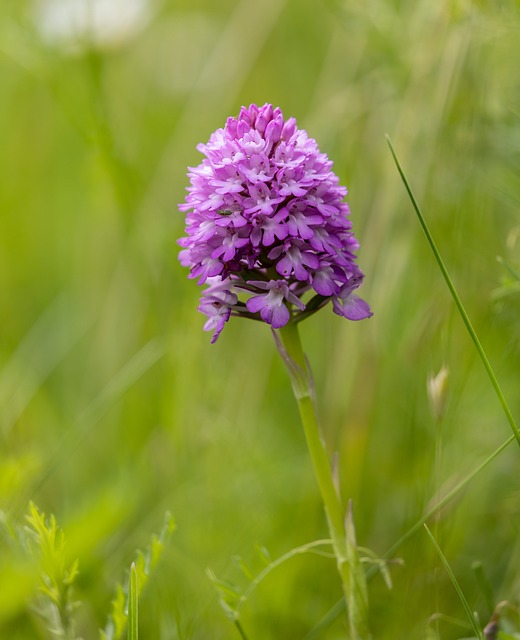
<box><xmin>1</xmin><ymin>0</ymin><xmax>519</xmax><ymax>638</ymax></box>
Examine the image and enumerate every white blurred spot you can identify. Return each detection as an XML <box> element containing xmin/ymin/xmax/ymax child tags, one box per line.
<box><xmin>34</xmin><ymin>0</ymin><xmax>151</xmax><ymax>50</ymax></box>
<box><xmin>427</xmin><ymin>365</ymin><xmax>449</xmax><ymax>422</ymax></box>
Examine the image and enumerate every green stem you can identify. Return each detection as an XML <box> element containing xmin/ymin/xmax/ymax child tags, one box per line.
<box><xmin>277</xmin><ymin>322</ymin><xmax>369</xmax><ymax>640</ymax></box>
<box><xmin>424</xmin><ymin>525</ymin><xmax>484</xmax><ymax>640</ymax></box>
<box><xmin>234</xmin><ymin>620</ymin><xmax>249</xmax><ymax>640</ymax></box>
<box><xmin>278</xmin><ymin>323</ymin><xmax>345</xmax><ymax>543</ymax></box>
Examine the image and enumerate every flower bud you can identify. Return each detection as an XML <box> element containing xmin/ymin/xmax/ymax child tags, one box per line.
<box><xmin>427</xmin><ymin>366</ymin><xmax>449</xmax><ymax>422</ymax></box>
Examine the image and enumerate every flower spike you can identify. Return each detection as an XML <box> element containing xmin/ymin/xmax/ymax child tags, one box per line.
<box><xmin>179</xmin><ymin>103</ymin><xmax>372</xmax><ymax>341</ymax></box>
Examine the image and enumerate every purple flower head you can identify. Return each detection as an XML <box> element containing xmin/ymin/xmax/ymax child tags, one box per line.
<box><xmin>179</xmin><ymin>103</ymin><xmax>372</xmax><ymax>341</ymax></box>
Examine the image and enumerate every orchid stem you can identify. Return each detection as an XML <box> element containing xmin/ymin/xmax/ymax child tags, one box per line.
<box><xmin>277</xmin><ymin>321</ymin><xmax>370</xmax><ymax>640</ymax></box>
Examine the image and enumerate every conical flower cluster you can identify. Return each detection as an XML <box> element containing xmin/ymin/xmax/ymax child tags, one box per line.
<box><xmin>179</xmin><ymin>103</ymin><xmax>372</xmax><ymax>342</ymax></box>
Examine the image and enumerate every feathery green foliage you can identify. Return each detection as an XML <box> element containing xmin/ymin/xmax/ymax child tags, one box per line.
<box><xmin>101</xmin><ymin>512</ymin><xmax>175</xmax><ymax>640</ymax></box>
<box><xmin>25</xmin><ymin>502</ymin><xmax>80</xmax><ymax>640</ymax></box>
<box><xmin>0</xmin><ymin>503</ymin><xmax>81</xmax><ymax>640</ymax></box>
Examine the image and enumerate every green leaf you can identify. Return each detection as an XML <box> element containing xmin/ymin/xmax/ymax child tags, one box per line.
<box><xmin>358</xmin><ymin>546</ymin><xmax>403</xmax><ymax>590</ymax></box>
<box><xmin>206</xmin><ymin>570</ymin><xmax>242</xmax><ymax>601</ymax></box>
<box><xmin>255</xmin><ymin>544</ymin><xmax>271</xmax><ymax>566</ymax></box>
<box><xmin>111</xmin><ymin>585</ymin><xmax>127</xmax><ymax>640</ymax></box>
<box><xmin>232</xmin><ymin>555</ymin><xmax>253</xmax><ymax>581</ymax></box>
<box><xmin>21</xmin><ymin>502</ymin><xmax>81</xmax><ymax>639</ymax></box>
<box><xmin>128</xmin><ymin>563</ymin><xmax>138</xmax><ymax>640</ymax></box>
<box><xmin>344</xmin><ymin>502</ymin><xmax>369</xmax><ymax>640</ymax></box>
<box><xmin>101</xmin><ymin>512</ymin><xmax>174</xmax><ymax>640</ymax></box>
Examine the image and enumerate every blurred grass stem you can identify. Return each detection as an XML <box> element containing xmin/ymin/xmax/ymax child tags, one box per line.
<box><xmin>234</xmin><ymin>620</ymin><xmax>249</xmax><ymax>640</ymax></box>
<box><xmin>424</xmin><ymin>525</ymin><xmax>484</xmax><ymax>640</ymax></box>
<box><xmin>277</xmin><ymin>322</ymin><xmax>369</xmax><ymax>640</ymax></box>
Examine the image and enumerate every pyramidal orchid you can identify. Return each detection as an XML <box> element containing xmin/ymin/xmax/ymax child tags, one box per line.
<box><xmin>179</xmin><ymin>104</ymin><xmax>372</xmax><ymax>639</ymax></box>
<box><xmin>179</xmin><ymin>103</ymin><xmax>372</xmax><ymax>343</ymax></box>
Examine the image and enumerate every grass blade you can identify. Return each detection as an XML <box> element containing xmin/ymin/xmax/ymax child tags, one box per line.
<box><xmin>0</xmin><ymin>294</ymin><xmax>91</xmax><ymax>438</ymax></box>
<box><xmin>234</xmin><ymin>620</ymin><xmax>249</xmax><ymax>640</ymax></box>
<box><xmin>424</xmin><ymin>525</ymin><xmax>483</xmax><ymax>640</ymax></box>
<box><xmin>382</xmin><ymin>432</ymin><xmax>515</xmax><ymax>559</ymax></box>
<box><xmin>26</xmin><ymin>339</ymin><xmax>165</xmax><ymax>506</ymax></box>
<box><xmin>305</xmin><ymin>599</ymin><xmax>345</xmax><ymax>640</ymax></box>
<box><xmin>386</xmin><ymin>136</ymin><xmax>520</xmax><ymax>447</ymax></box>
<box><xmin>128</xmin><ymin>563</ymin><xmax>138</xmax><ymax>640</ymax></box>
<box><xmin>235</xmin><ymin>539</ymin><xmax>334</xmax><ymax>618</ymax></box>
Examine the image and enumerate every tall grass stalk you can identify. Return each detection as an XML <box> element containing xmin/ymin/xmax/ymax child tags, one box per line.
<box><xmin>306</xmin><ymin>132</ymin><xmax>520</xmax><ymax>636</ymax></box>
<box><xmin>386</xmin><ymin>136</ymin><xmax>520</xmax><ymax>447</ymax></box>
<box><xmin>424</xmin><ymin>525</ymin><xmax>484</xmax><ymax>640</ymax></box>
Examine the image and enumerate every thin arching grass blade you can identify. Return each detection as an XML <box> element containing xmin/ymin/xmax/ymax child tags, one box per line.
<box><xmin>424</xmin><ymin>525</ymin><xmax>484</xmax><ymax>640</ymax></box>
<box><xmin>381</xmin><ymin>432</ymin><xmax>515</xmax><ymax>560</ymax></box>
<box><xmin>386</xmin><ymin>136</ymin><xmax>520</xmax><ymax>447</ymax></box>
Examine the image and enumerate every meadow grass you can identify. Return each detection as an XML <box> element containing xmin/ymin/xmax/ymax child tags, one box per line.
<box><xmin>1</xmin><ymin>0</ymin><xmax>520</xmax><ymax>638</ymax></box>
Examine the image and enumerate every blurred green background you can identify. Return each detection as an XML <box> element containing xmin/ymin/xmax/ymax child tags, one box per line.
<box><xmin>1</xmin><ymin>0</ymin><xmax>519</xmax><ymax>638</ymax></box>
